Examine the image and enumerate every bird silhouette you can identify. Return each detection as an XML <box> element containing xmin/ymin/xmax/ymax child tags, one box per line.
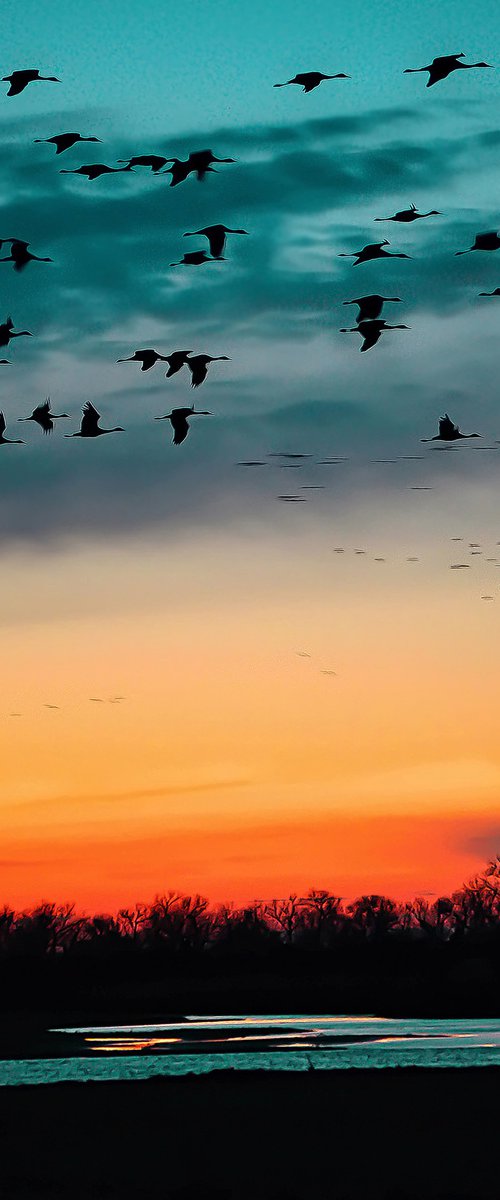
<box><xmin>338</xmin><ymin>240</ymin><xmax>411</xmax><ymax>266</ymax></box>
<box><xmin>238</xmin><ymin>460</ymin><xmax>267</xmax><ymax>466</ymax></box>
<box><xmin>187</xmin><ymin>149</ymin><xmax>236</xmax><ymax>179</ymax></box>
<box><xmin>65</xmin><ymin>402</ymin><xmax>125</xmax><ymax>438</ymax></box>
<box><xmin>18</xmin><ymin>399</ymin><xmax>69</xmax><ymax>435</ymax></box>
<box><xmin>164</xmin><ymin>351</ymin><xmax>193</xmax><ymax>378</ymax></box>
<box><xmin>274</xmin><ymin>71</ymin><xmax>350</xmax><ymax>91</ymax></box>
<box><xmin>268</xmin><ymin>453</ymin><xmax>313</xmax><ymax>459</ymax></box>
<box><xmin>34</xmin><ymin>133</ymin><xmax>101</xmax><ymax>154</ymax></box>
<box><xmin>343</xmin><ymin>295</ymin><xmax>402</xmax><ymax>322</ymax></box>
<box><xmin>187</xmin><ymin>354</ymin><xmax>229</xmax><ymax>388</ymax></box>
<box><xmin>117</xmin><ymin>154</ymin><xmax>170</xmax><ymax>172</ymax></box>
<box><xmin>0</xmin><ymin>413</ymin><xmax>23</xmax><ymax>444</ymax></box>
<box><xmin>117</xmin><ymin>348</ymin><xmax>172</xmax><ymax>372</ymax></box>
<box><xmin>155</xmin><ymin>406</ymin><xmax>211</xmax><ymax>445</ymax></box>
<box><xmin>375</xmin><ymin>203</ymin><xmax>441</xmax><ymax>222</ymax></box>
<box><xmin>0</xmin><ymin>240</ymin><xmax>52</xmax><ymax>271</ymax></box>
<box><xmin>340</xmin><ymin>319</ymin><xmax>408</xmax><ymax>351</ymax></box>
<box><xmin>2</xmin><ymin>69</ymin><xmax>60</xmax><ymax>96</ymax></box>
<box><xmin>169</xmin><ymin>250</ymin><xmax>221</xmax><ymax>267</ymax></box>
<box><xmin>456</xmin><ymin>232</ymin><xmax>500</xmax><ymax>254</ymax></box>
<box><xmin>0</xmin><ymin>317</ymin><xmax>32</xmax><ymax>347</ymax></box>
<box><xmin>421</xmin><ymin>414</ymin><xmax>482</xmax><ymax>442</ymax></box>
<box><xmin>60</xmin><ymin>163</ymin><xmax>134</xmax><ymax>180</ymax></box>
<box><xmin>404</xmin><ymin>53</ymin><xmax>492</xmax><ymax>87</ymax></box>
<box><xmin>162</xmin><ymin>158</ymin><xmax>193</xmax><ymax>187</ymax></box>
<box><xmin>478</xmin><ymin>287</ymin><xmax>500</xmax><ymax>296</ymax></box>
<box><xmin>183</xmin><ymin>225</ymin><xmax>249</xmax><ymax>259</ymax></box>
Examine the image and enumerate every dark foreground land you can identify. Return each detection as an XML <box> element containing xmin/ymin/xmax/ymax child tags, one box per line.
<box><xmin>1</xmin><ymin>1068</ymin><xmax>497</xmax><ymax>1199</ymax></box>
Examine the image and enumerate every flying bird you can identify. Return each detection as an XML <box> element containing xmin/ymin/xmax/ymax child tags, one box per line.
<box><xmin>18</xmin><ymin>399</ymin><xmax>69</xmax><ymax>435</ymax></box>
<box><xmin>2</xmin><ymin>69</ymin><xmax>60</xmax><ymax>96</ymax></box>
<box><xmin>0</xmin><ymin>413</ymin><xmax>23</xmax><ymax>445</ymax></box>
<box><xmin>0</xmin><ymin>317</ymin><xmax>32</xmax><ymax>347</ymax></box>
<box><xmin>117</xmin><ymin>154</ymin><xmax>170</xmax><ymax>172</ymax></box>
<box><xmin>0</xmin><ymin>240</ymin><xmax>52</xmax><ymax>271</ymax></box>
<box><xmin>403</xmin><ymin>53</ymin><xmax>492</xmax><ymax>87</ymax></box>
<box><xmin>164</xmin><ymin>350</ymin><xmax>193</xmax><ymax>378</ymax></box>
<box><xmin>375</xmin><ymin>204</ymin><xmax>441</xmax><ymax>222</ymax></box>
<box><xmin>65</xmin><ymin>402</ymin><xmax>125</xmax><ymax>438</ymax></box>
<box><xmin>479</xmin><ymin>288</ymin><xmax>500</xmax><ymax>296</ymax></box>
<box><xmin>343</xmin><ymin>295</ymin><xmax>402</xmax><ymax>323</ymax></box>
<box><xmin>274</xmin><ymin>71</ymin><xmax>350</xmax><ymax>91</ymax></box>
<box><xmin>155</xmin><ymin>406</ymin><xmax>211</xmax><ymax>445</ymax></box>
<box><xmin>117</xmin><ymin>348</ymin><xmax>172</xmax><ymax>372</ymax></box>
<box><xmin>340</xmin><ymin>319</ymin><xmax>408</xmax><ymax>351</ymax></box>
<box><xmin>187</xmin><ymin>354</ymin><xmax>229</xmax><ymax>388</ymax></box>
<box><xmin>278</xmin><ymin>495</ymin><xmax>306</xmax><ymax>502</ymax></box>
<box><xmin>34</xmin><ymin>133</ymin><xmax>101</xmax><ymax>154</ymax></box>
<box><xmin>456</xmin><ymin>232</ymin><xmax>500</xmax><ymax>254</ymax></box>
<box><xmin>60</xmin><ymin>163</ymin><xmax>134</xmax><ymax>180</ymax></box>
<box><xmin>237</xmin><ymin>461</ymin><xmax>267</xmax><ymax>466</ymax></box>
<box><xmin>183</xmin><ymin>225</ymin><xmax>249</xmax><ymax>259</ymax></box>
<box><xmin>169</xmin><ymin>250</ymin><xmax>221</xmax><ymax>267</ymax></box>
<box><xmin>421</xmin><ymin>414</ymin><xmax>481</xmax><ymax>442</ymax></box>
<box><xmin>338</xmin><ymin>240</ymin><xmax>411</xmax><ymax>266</ymax></box>
<box><xmin>268</xmin><ymin>453</ymin><xmax>313</xmax><ymax>459</ymax></box>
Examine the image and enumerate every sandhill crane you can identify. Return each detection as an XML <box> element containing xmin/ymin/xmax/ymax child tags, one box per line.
<box><xmin>117</xmin><ymin>155</ymin><xmax>170</xmax><ymax>172</ymax></box>
<box><xmin>375</xmin><ymin>204</ymin><xmax>441</xmax><ymax>222</ymax></box>
<box><xmin>155</xmin><ymin>406</ymin><xmax>211</xmax><ymax>445</ymax></box>
<box><xmin>117</xmin><ymin>348</ymin><xmax>171</xmax><ymax>372</ymax></box>
<box><xmin>338</xmin><ymin>240</ymin><xmax>412</xmax><ymax>266</ymax></box>
<box><xmin>187</xmin><ymin>354</ymin><xmax>229</xmax><ymax>388</ymax></box>
<box><xmin>0</xmin><ymin>240</ymin><xmax>52</xmax><ymax>271</ymax></box>
<box><xmin>456</xmin><ymin>232</ymin><xmax>500</xmax><ymax>254</ymax></box>
<box><xmin>18</xmin><ymin>399</ymin><xmax>69</xmax><ymax>434</ymax></box>
<box><xmin>274</xmin><ymin>71</ymin><xmax>350</xmax><ymax>91</ymax></box>
<box><xmin>34</xmin><ymin>133</ymin><xmax>101</xmax><ymax>154</ymax></box>
<box><xmin>169</xmin><ymin>250</ymin><xmax>220</xmax><ymax>267</ymax></box>
<box><xmin>65</xmin><ymin>402</ymin><xmax>125</xmax><ymax>438</ymax></box>
<box><xmin>0</xmin><ymin>317</ymin><xmax>32</xmax><ymax>347</ymax></box>
<box><xmin>404</xmin><ymin>53</ymin><xmax>492</xmax><ymax>87</ymax></box>
<box><xmin>60</xmin><ymin>163</ymin><xmax>134</xmax><ymax>180</ymax></box>
<box><xmin>2</xmin><ymin>69</ymin><xmax>60</xmax><ymax>96</ymax></box>
<box><xmin>343</xmin><ymin>295</ymin><xmax>402</xmax><ymax>322</ymax></box>
<box><xmin>0</xmin><ymin>413</ymin><xmax>23</xmax><ymax>444</ymax></box>
<box><xmin>183</xmin><ymin>225</ymin><xmax>249</xmax><ymax>258</ymax></box>
<box><xmin>164</xmin><ymin>351</ymin><xmax>193</xmax><ymax>377</ymax></box>
<box><xmin>421</xmin><ymin>414</ymin><xmax>482</xmax><ymax>442</ymax></box>
<box><xmin>340</xmin><ymin>319</ymin><xmax>408</xmax><ymax>351</ymax></box>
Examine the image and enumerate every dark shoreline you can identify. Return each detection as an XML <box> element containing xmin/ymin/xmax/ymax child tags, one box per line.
<box><xmin>1</xmin><ymin>1067</ymin><xmax>498</xmax><ymax>1199</ymax></box>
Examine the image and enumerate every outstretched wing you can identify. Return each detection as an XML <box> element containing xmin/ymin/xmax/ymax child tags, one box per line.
<box><xmin>0</xmin><ymin>411</ymin><xmax>5</xmax><ymax>435</ymax></box>
<box><xmin>188</xmin><ymin>360</ymin><xmax>207</xmax><ymax>388</ymax></box>
<box><xmin>207</xmin><ymin>228</ymin><xmax>225</xmax><ymax>257</ymax></box>
<box><xmin>170</xmin><ymin>412</ymin><xmax>189</xmax><ymax>445</ymax></box>
<box><xmin>81</xmin><ymin>401</ymin><xmax>100</xmax><ymax>435</ymax></box>
<box><xmin>32</xmin><ymin>400</ymin><xmax>53</xmax><ymax>433</ymax></box>
<box><xmin>360</xmin><ymin>325</ymin><xmax>382</xmax><ymax>352</ymax></box>
<box><xmin>439</xmin><ymin>413</ymin><xmax>457</xmax><ymax>438</ymax></box>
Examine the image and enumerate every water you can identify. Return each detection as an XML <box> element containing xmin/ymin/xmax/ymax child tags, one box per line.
<box><xmin>2</xmin><ymin>1015</ymin><xmax>500</xmax><ymax>1086</ymax></box>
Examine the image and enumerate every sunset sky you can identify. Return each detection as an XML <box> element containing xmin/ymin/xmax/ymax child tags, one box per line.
<box><xmin>2</xmin><ymin>0</ymin><xmax>500</xmax><ymax>910</ymax></box>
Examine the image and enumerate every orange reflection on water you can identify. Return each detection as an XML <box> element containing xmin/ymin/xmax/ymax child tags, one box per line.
<box><xmin>85</xmin><ymin>1036</ymin><xmax>181</xmax><ymax>1053</ymax></box>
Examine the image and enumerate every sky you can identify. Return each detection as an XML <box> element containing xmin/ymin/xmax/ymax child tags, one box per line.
<box><xmin>1</xmin><ymin>0</ymin><xmax>500</xmax><ymax>910</ymax></box>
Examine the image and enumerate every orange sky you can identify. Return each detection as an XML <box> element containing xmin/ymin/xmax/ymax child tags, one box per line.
<box><xmin>1</xmin><ymin>523</ymin><xmax>499</xmax><ymax>911</ymax></box>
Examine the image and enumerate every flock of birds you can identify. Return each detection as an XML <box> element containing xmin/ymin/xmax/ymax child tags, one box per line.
<box><xmin>1</xmin><ymin>53</ymin><xmax>499</xmax><ymax>451</ymax></box>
